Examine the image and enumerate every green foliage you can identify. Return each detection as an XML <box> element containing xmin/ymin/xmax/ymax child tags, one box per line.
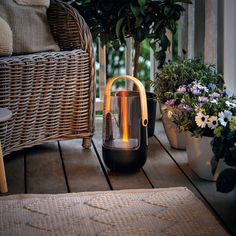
<box><xmin>211</xmin><ymin>119</ymin><xmax>236</xmax><ymax>193</ymax></box>
<box><xmin>216</xmin><ymin>168</ymin><xmax>236</xmax><ymax>193</ymax></box>
<box><xmin>151</xmin><ymin>58</ymin><xmax>224</xmax><ymax>103</ymax></box>
<box><xmin>64</xmin><ymin>0</ymin><xmax>189</xmax><ymax>69</ymax></box>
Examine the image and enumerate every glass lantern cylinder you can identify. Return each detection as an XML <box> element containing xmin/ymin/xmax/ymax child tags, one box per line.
<box><xmin>102</xmin><ymin>75</ymin><xmax>148</xmax><ymax>172</ymax></box>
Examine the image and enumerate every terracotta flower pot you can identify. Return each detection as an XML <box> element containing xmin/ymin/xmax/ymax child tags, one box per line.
<box><xmin>161</xmin><ymin>105</ymin><xmax>186</xmax><ymax>150</ymax></box>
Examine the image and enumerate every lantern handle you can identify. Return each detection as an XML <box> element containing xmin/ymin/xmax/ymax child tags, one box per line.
<box><xmin>104</xmin><ymin>75</ymin><xmax>148</xmax><ymax>127</ymax></box>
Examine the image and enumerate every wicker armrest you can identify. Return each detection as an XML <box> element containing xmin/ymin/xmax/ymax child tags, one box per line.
<box><xmin>48</xmin><ymin>0</ymin><xmax>93</xmax><ymax>54</ymax></box>
<box><xmin>48</xmin><ymin>1</ymin><xmax>95</xmax><ymax>104</ymax></box>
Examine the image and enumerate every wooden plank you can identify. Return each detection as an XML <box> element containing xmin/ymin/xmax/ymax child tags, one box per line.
<box><xmin>1</xmin><ymin>151</ymin><xmax>25</xmax><ymax>195</ymax></box>
<box><xmin>94</xmin><ymin>117</ymin><xmax>152</xmax><ymax>190</ymax></box>
<box><xmin>143</xmin><ymin>136</ymin><xmax>198</xmax><ymax>192</ymax></box>
<box><xmin>25</xmin><ymin>142</ymin><xmax>68</xmax><ymax>194</ymax></box>
<box><xmin>178</xmin><ymin>3</ymin><xmax>188</xmax><ymax>57</ymax></box>
<box><xmin>59</xmin><ymin>139</ymin><xmax>110</xmax><ymax>192</ymax></box>
<box><xmin>155</xmin><ymin>120</ymin><xmax>236</xmax><ymax>235</ymax></box>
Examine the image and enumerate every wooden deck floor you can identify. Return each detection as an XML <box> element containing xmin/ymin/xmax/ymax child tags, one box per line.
<box><xmin>1</xmin><ymin>117</ymin><xmax>236</xmax><ymax>235</ymax></box>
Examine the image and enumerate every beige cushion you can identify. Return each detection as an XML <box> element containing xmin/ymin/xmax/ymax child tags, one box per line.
<box><xmin>0</xmin><ymin>0</ymin><xmax>59</xmax><ymax>55</ymax></box>
<box><xmin>0</xmin><ymin>17</ymin><xmax>13</xmax><ymax>56</ymax></box>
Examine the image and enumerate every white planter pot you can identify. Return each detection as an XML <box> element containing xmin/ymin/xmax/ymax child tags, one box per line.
<box><xmin>162</xmin><ymin>112</ymin><xmax>186</xmax><ymax>150</ymax></box>
<box><xmin>186</xmin><ymin>132</ymin><xmax>227</xmax><ymax>181</ymax></box>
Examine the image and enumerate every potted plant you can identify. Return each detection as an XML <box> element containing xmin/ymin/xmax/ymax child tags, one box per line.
<box><xmin>163</xmin><ymin>79</ymin><xmax>236</xmax><ymax>180</ymax></box>
<box><xmin>211</xmin><ymin>115</ymin><xmax>236</xmax><ymax>193</ymax></box>
<box><xmin>64</xmin><ymin>0</ymin><xmax>189</xmax><ymax>136</ymax></box>
<box><xmin>151</xmin><ymin>58</ymin><xmax>224</xmax><ymax>149</ymax></box>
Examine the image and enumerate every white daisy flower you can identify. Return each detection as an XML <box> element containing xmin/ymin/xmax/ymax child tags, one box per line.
<box><xmin>226</xmin><ymin>100</ymin><xmax>236</xmax><ymax>108</ymax></box>
<box><xmin>195</xmin><ymin>112</ymin><xmax>209</xmax><ymax>128</ymax></box>
<box><xmin>218</xmin><ymin>110</ymin><xmax>232</xmax><ymax>126</ymax></box>
<box><xmin>210</xmin><ymin>99</ymin><xmax>218</xmax><ymax>104</ymax></box>
<box><xmin>207</xmin><ymin>116</ymin><xmax>218</xmax><ymax>129</ymax></box>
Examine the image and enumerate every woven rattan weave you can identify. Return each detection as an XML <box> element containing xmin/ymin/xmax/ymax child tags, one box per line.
<box><xmin>0</xmin><ymin>0</ymin><xmax>95</xmax><ymax>156</ymax></box>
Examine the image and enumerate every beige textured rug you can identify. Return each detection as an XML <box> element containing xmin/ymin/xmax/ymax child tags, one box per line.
<box><xmin>0</xmin><ymin>187</ymin><xmax>229</xmax><ymax>236</ymax></box>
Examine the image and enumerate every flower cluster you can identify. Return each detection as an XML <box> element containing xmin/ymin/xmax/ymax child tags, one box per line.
<box><xmin>162</xmin><ymin>81</ymin><xmax>236</xmax><ymax>137</ymax></box>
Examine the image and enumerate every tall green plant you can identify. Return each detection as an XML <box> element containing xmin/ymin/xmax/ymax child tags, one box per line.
<box><xmin>64</xmin><ymin>0</ymin><xmax>190</xmax><ymax>77</ymax></box>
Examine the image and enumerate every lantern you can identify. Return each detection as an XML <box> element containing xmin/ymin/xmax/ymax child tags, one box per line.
<box><xmin>102</xmin><ymin>75</ymin><xmax>148</xmax><ymax>172</ymax></box>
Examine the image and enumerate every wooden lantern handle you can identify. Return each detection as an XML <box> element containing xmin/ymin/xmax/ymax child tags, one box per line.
<box><xmin>104</xmin><ymin>75</ymin><xmax>148</xmax><ymax>127</ymax></box>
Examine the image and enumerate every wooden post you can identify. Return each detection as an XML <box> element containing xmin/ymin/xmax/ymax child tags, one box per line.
<box><xmin>150</xmin><ymin>47</ymin><xmax>161</xmax><ymax>120</ymax></box>
<box><xmin>204</xmin><ymin>0</ymin><xmax>218</xmax><ymax>65</ymax></box>
<box><xmin>217</xmin><ymin>0</ymin><xmax>224</xmax><ymax>74</ymax></box>
<box><xmin>178</xmin><ymin>3</ymin><xmax>188</xmax><ymax>57</ymax></box>
<box><xmin>187</xmin><ymin>1</ymin><xmax>194</xmax><ymax>58</ymax></box>
<box><xmin>194</xmin><ymin>0</ymin><xmax>205</xmax><ymax>58</ymax></box>
<box><xmin>223</xmin><ymin>0</ymin><xmax>236</xmax><ymax>93</ymax></box>
<box><xmin>186</xmin><ymin>0</ymin><xmax>205</xmax><ymax>58</ymax></box>
<box><xmin>99</xmin><ymin>44</ymin><xmax>106</xmax><ymax>101</ymax></box>
<box><xmin>96</xmin><ymin>42</ymin><xmax>107</xmax><ymax>111</ymax></box>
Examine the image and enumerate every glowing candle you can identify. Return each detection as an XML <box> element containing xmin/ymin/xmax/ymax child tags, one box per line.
<box><xmin>120</xmin><ymin>91</ymin><xmax>129</xmax><ymax>142</ymax></box>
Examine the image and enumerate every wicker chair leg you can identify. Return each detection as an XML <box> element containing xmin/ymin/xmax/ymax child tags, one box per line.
<box><xmin>82</xmin><ymin>137</ymin><xmax>91</xmax><ymax>149</ymax></box>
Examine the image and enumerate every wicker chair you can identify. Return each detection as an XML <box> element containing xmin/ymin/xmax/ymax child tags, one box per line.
<box><xmin>0</xmin><ymin>0</ymin><xmax>95</xmax><ymax>157</ymax></box>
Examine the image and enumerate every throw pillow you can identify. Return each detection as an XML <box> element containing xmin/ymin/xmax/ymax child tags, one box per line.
<box><xmin>0</xmin><ymin>17</ymin><xmax>13</xmax><ymax>56</ymax></box>
<box><xmin>0</xmin><ymin>0</ymin><xmax>59</xmax><ymax>55</ymax></box>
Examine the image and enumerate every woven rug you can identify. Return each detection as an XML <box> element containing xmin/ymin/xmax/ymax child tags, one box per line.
<box><xmin>0</xmin><ymin>187</ymin><xmax>229</xmax><ymax>236</ymax></box>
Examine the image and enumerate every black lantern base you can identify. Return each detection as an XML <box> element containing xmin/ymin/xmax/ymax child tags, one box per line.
<box><xmin>102</xmin><ymin>125</ymin><xmax>148</xmax><ymax>173</ymax></box>
<box><xmin>102</xmin><ymin>145</ymin><xmax>147</xmax><ymax>173</ymax></box>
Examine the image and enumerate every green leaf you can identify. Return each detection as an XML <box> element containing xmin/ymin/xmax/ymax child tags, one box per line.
<box><xmin>225</xmin><ymin>147</ymin><xmax>236</xmax><ymax>166</ymax></box>
<box><xmin>160</xmin><ymin>35</ymin><xmax>170</xmax><ymax>51</ymax></box>
<box><xmin>153</xmin><ymin>20</ymin><xmax>164</xmax><ymax>32</ymax></box>
<box><xmin>135</xmin><ymin>27</ymin><xmax>145</xmax><ymax>42</ymax></box>
<box><xmin>211</xmin><ymin>136</ymin><xmax>224</xmax><ymax>159</ymax></box>
<box><xmin>216</xmin><ymin>168</ymin><xmax>236</xmax><ymax>193</ymax></box>
<box><xmin>115</xmin><ymin>17</ymin><xmax>125</xmax><ymax>38</ymax></box>
<box><xmin>112</xmin><ymin>39</ymin><xmax>121</xmax><ymax>50</ymax></box>
<box><xmin>131</xmin><ymin>3</ymin><xmax>140</xmax><ymax>17</ymax></box>
<box><xmin>120</xmin><ymin>25</ymin><xmax>127</xmax><ymax>44</ymax></box>
<box><xmin>173</xmin><ymin>0</ymin><xmax>192</xmax><ymax>3</ymax></box>
<box><xmin>100</xmin><ymin>2</ymin><xmax>113</xmax><ymax>11</ymax></box>
<box><xmin>137</xmin><ymin>0</ymin><xmax>146</xmax><ymax>7</ymax></box>
<box><xmin>164</xmin><ymin>6</ymin><xmax>173</xmax><ymax>17</ymax></box>
<box><xmin>135</xmin><ymin>16</ymin><xmax>143</xmax><ymax>27</ymax></box>
<box><xmin>149</xmin><ymin>41</ymin><xmax>157</xmax><ymax>51</ymax></box>
<box><xmin>230</xmin><ymin>147</ymin><xmax>236</xmax><ymax>158</ymax></box>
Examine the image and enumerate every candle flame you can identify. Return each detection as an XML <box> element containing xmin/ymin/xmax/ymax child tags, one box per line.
<box><xmin>120</xmin><ymin>92</ymin><xmax>128</xmax><ymax>142</ymax></box>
